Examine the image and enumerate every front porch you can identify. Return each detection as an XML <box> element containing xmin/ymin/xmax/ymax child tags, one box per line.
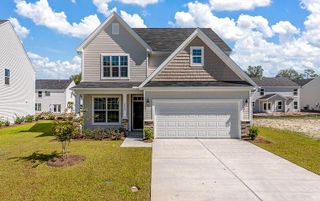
<box><xmin>257</xmin><ymin>94</ymin><xmax>289</xmax><ymax>113</ymax></box>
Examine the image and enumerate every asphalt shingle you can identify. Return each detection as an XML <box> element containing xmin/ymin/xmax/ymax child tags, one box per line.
<box><xmin>36</xmin><ymin>79</ymin><xmax>72</xmax><ymax>90</ymax></box>
<box><xmin>252</xmin><ymin>77</ymin><xmax>299</xmax><ymax>87</ymax></box>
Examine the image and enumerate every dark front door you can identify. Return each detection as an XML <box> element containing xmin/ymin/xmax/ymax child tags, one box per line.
<box><xmin>133</xmin><ymin>101</ymin><xmax>144</xmax><ymax>130</ymax></box>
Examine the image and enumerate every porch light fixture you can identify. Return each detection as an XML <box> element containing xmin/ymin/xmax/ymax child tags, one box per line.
<box><xmin>146</xmin><ymin>98</ymin><xmax>150</xmax><ymax>106</ymax></box>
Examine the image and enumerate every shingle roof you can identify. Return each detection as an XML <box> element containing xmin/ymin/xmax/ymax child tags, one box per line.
<box><xmin>252</xmin><ymin>77</ymin><xmax>299</xmax><ymax>87</ymax></box>
<box><xmin>144</xmin><ymin>81</ymin><xmax>252</xmax><ymax>87</ymax></box>
<box><xmin>294</xmin><ymin>79</ymin><xmax>314</xmax><ymax>86</ymax></box>
<box><xmin>72</xmin><ymin>82</ymin><xmax>141</xmax><ymax>89</ymax></box>
<box><xmin>133</xmin><ymin>28</ymin><xmax>232</xmax><ymax>53</ymax></box>
<box><xmin>36</xmin><ymin>79</ymin><xmax>72</xmax><ymax>90</ymax></box>
<box><xmin>0</xmin><ymin>20</ymin><xmax>8</xmax><ymax>25</ymax></box>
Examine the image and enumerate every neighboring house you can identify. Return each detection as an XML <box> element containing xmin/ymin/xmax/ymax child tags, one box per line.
<box><xmin>295</xmin><ymin>77</ymin><xmax>320</xmax><ymax>111</ymax></box>
<box><xmin>252</xmin><ymin>77</ymin><xmax>300</xmax><ymax>113</ymax></box>
<box><xmin>35</xmin><ymin>79</ymin><xmax>76</xmax><ymax>114</ymax></box>
<box><xmin>72</xmin><ymin>12</ymin><xmax>257</xmax><ymax>139</ymax></box>
<box><xmin>0</xmin><ymin>20</ymin><xmax>35</xmax><ymax>123</ymax></box>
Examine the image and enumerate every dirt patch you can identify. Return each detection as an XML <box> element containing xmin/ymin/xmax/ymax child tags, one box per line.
<box><xmin>253</xmin><ymin>137</ymin><xmax>272</xmax><ymax>144</ymax></box>
<box><xmin>47</xmin><ymin>155</ymin><xmax>85</xmax><ymax>167</ymax></box>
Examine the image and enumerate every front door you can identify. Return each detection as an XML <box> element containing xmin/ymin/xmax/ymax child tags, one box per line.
<box><xmin>132</xmin><ymin>97</ymin><xmax>144</xmax><ymax>130</ymax></box>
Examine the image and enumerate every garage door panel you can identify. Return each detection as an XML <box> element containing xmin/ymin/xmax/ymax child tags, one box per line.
<box><xmin>155</xmin><ymin>101</ymin><xmax>240</xmax><ymax>139</ymax></box>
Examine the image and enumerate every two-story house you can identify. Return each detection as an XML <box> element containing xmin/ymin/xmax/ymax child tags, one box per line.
<box><xmin>295</xmin><ymin>77</ymin><xmax>320</xmax><ymax>111</ymax></box>
<box><xmin>72</xmin><ymin>12</ymin><xmax>257</xmax><ymax>139</ymax></box>
<box><xmin>0</xmin><ymin>20</ymin><xmax>35</xmax><ymax>123</ymax></box>
<box><xmin>35</xmin><ymin>79</ymin><xmax>76</xmax><ymax>114</ymax></box>
<box><xmin>252</xmin><ymin>77</ymin><xmax>300</xmax><ymax>113</ymax></box>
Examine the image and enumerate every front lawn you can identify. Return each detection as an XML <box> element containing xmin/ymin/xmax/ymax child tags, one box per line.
<box><xmin>253</xmin><ymin>127</ymin><xmax>320</xmax><ymax>175</ymax></box>
<box><xmin>0</xmin><ymin>121</ymin><xmax>151</xmax><ymax>201</ymax></box>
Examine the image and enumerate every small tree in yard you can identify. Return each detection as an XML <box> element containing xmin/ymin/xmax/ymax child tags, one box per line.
<box><xmin>52</xmin><ymin>121</ymin><xmax>74</xmax><ymax>157</ymax></box>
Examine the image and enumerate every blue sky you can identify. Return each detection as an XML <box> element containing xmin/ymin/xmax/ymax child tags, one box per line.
<box><xmin>1</xmin><ymin>0</ymin><xmax>319</xmax><ymax>79</ymax></box>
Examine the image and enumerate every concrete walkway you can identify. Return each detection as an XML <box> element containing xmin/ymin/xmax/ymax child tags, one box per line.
<box><xmin>121</xmin><ymin>137</ymin><xmax>152</xmax><ymax>148</ymax></box>
<box><xmin>152</xmin><ymin>139</ymin><xmax>320</xmax><ymax>201</ymax></box>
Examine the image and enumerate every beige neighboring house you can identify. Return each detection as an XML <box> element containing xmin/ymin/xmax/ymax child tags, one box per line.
<box><xmin>0</xmin><ymin>20</ymin><xmax>35</xmax><ymax>123</ymax></box>
<box><xmin>35</xmin><ymin>79</ymin><xmax>76</xmax><ymax>114</ymax></box>
<box><xmin>295</xmin><ymin>77</ymin><xmax>320</xmax><ymax>111</ymax></box>
<box><xmin>72</xmin><ymin>12</ymin><xmax>257</xmax><ymax>139</ymax></box>
<box><xmin>252</xmin><ymin>77</ymin><xmax>300</xmax><ymax>113</ymax></box>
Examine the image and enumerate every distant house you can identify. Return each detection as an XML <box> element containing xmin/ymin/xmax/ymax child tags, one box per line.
<box><xmin>252</xmin><ymin>77</ymin><xmax>300</xmax><ymax>113</ymax></box>
<box><xmin>35</xmin><ymin>79</ymin><xmax>76</xmax><ymax>114</ymax></box>
<box><xmin>295</xmin><ymin>77</ymin><xmax>320</xmax><ymax>111</ymax></box>
<box><xmin>0</xmin><ymin>20</ymin><xmax>35</xmax><ymax>123</ymax></box>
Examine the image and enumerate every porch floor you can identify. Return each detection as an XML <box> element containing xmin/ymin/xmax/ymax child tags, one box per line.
<box><xmin>121</xmin><ymin>132</ymin><xmax>152</xmax><ymax>148</ymax></box>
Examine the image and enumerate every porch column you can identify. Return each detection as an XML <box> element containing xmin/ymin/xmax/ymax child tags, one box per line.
<box><xmin>122</xmin><ymin>93</ymin><xmax>128</xmax><ymax>119</ymax></box>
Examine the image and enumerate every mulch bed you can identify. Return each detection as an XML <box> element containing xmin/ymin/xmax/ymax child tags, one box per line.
<box><xmin>47</xmin><ymin>155</ymin><xmax>85</xmax><ymax>167</ymax></box>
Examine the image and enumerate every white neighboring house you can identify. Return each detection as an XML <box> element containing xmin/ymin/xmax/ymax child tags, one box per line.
<box><xmin>0</xmin><ymin>20</ymin><xmax>35</xmax><ymax>123</ymax></box>
<box><xmin>35</xmin><ymin>79</ymin><xmax>76</xmax><ymax>114</ymax></box>
<box><xmin>295</xmin><ymin>77</ymin><xmax>320</xmax><ymax>111</ymax></box>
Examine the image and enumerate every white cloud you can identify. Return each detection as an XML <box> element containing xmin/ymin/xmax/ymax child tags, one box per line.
<box><xmin>92</xmin><ymin>0</ymin><xmax>116</xmax><ymax>16</ymax></box>
<box><xmin>28</xmin><ymin>52</ymin><xmax>81</xmax><ymax>79</ymax></box>
<box><xmin>120</xmin><ymin>10</ymin><xmax>147</xmax><ymax>28</ymax></box>
<box><xmin>8</xmin><ymin>17</ymin><xmax>29</xmax><ymax>39</ymax></box>
<box><xmin>171</xmin><ymin>1</ymin><xmax>320</xmax><ymax>76</ymax></box>
<box><xmin>209</xmin><ymin>0</ymin><xmax>271</xmax><ymax>11</ymax></box>
<box><xmin>15</xmin><ymin>0</ymin><xmax>101</xmax><ymax>38</ymax></box>
<box><xmin>118</xmin><ymin>0</ymin><xmax>159</xmax><ymax>7</ymax></box>
<box><xmin>71</xmin><ymin>0</ymin><xmax>76</xmax><ymax>3</ymax></box>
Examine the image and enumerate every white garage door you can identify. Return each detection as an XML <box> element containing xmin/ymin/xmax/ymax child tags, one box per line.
<box><xmin>154</xmin><ymin>100</ymin><xmax>240</xmax><ymax>139</ymax></box>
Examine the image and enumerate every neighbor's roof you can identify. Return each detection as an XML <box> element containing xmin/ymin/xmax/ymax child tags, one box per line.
<box><xmin>144</xmin><ymin>81</ymin><xmax>251</xmax><ymax>87</ymax></box>
<box><xmin>36</xmin><ymin>79</ymin><xmax>72</xmax><ymax>90</ymax></box>
<box><xmin>252</xmin><ymin>77</ymin><xmax>299</xmax><ymax>87</ymax></box>
<box><xmin>72</xmin><ymin>82</ymin><xmax>141</xmax><ymax>89</ymax></box>
<box><xmin>0</xmin><ymin>20</ymin><xmax>8</xmax><ymax>25</ymax></box>
<box><xmin>133</xmin><ymin>28</ymin><xmax>231</xmax><ymax>53</ymax></box>
<box><xmin>294</xmin><ymin>79</ymin><xmax>314</xmax><ymax>86</ymax></box>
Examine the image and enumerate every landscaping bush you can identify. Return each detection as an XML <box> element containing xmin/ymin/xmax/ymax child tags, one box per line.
<box><xmin>15</xmin><ymin>117</ymin><xmax>25</xmax><ymax>124</ymax></box>
<box><xmin>4</xmin><ymin>121</ymin><xmax>10</xmax><ymax>126</ymax></box>
<box><xmin>248</xmin><ymin>126</ymin><xmax>259</xmax><ymax>140</ymax></box>
<box><xmin>25</xmin><ymin>115</ymin><xmax>34</xmax><ymax>122</ymax></box>
<box><xmin>48</xmin><ymin>114</ymin><xmax>55</xmax><ymax>120</ymax></box>
<box><xmin>144</xmin><ymin>127</ymin><xmax>154</xmax><ymax>141</ymax></box>
<box><xmin>35</xmin><ymin>115</ymin><xmax>40</xmax><ymax>121</ymax></box>
<box><xmin>80</xmin><ymin>128</ymin><xmax>124</xmax><ymax>140</ymax></box>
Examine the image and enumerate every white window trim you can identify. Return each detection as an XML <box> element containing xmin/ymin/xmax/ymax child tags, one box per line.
<box><xmin>190</xmin><ymin>46</ymin><xmax>204</xmax><ymax>67</ymax></box>
<box><xmin>100</xmin><ymin>53</ymin><xmax>130</xmax><ymax>80</ymax></box>
<box><xmin>92</xmin><ymin>95</ymin><xmax>122</xmax><ymax>125</ymax></box>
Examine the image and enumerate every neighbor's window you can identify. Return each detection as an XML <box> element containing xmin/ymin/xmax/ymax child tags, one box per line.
<box><xmin>45</xmin><ymin>91</ymin><xmax>50</xmax><ymax>96</ymax></box>
<box><xmin>294</xmin><ymin>101</ymin><xmax>298</xmax><ymax>110</ymax></box>
<box><xmin>4</xmin><ymin>68</ymin><xmax>10</xmax><ymax>85</ymax></box>
<box><xmin>277</xmin><ymin>101</ymin><xmax>283</xmax><ymax>110</ymax></box>
<box><xmin>190</xmin><ymin>47</ymin><xmax>204</xmax><ymax>66</ymax></box>
<box><xmin>260</xmin><ymin>88</ymin><xmax>265</xmax><ymax>96</ymax></box>
<box><xmin>102</xmin><ymin>55</ymin><xmax>128</xmax><ymax>78</ymax></box>
<box><xmin>38</xmin><ymin>91</ymin><xmax>42</xmax><ymax>98</ymax></box>
<box><xmin>53</xmin><ymin>104</ymin><xmax>61</xmax><ymax>113</ymax></box>
<box><xmin>93</xmin><ymin>97</ymin><xmax>120</xmax><ymax>123</ymax></box>
<box><xmin>35</xmin><ymin>103</ymin><xmax>41</xmax><ymax>112</ymax></box>
<box><xmin>293</xmin><ymin>89</ymin><xmax>298</xmax><ymax>96</ymax></box>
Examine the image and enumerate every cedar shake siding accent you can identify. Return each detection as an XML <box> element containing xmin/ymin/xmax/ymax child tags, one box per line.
<box><xmin>153</xmin><ymin>37</ymin><xmax>242</xmax><ymax>82</ymax></box>
<box><xmin>82</xmin><ymin>18</ymin><xmax>147</xmax><ymax>82</ymax></box>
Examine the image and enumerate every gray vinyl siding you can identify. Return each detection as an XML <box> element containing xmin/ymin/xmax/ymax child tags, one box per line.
<box><xmin>300</xmin><ymin>78</ymin><xmax>320</xmax><ymax>111</ymax></box>
<box><xmin>144</xmin><ymin>91</ymin><xmax>250</xmax><ymax>121</ymax></box>
<box><xmin>82</xmin><ymin>18</ymin><xmax>147</xmax><ymax>82</ymax></box>
<box><xmin>0</xmin><ymin>22</ymin><xmax>35</xmax><ymax>123</ymax></box>
<box><xmin>252</xmin><ymin>87</ymin><xmax>300</xmax><ymax>113</ymax></box>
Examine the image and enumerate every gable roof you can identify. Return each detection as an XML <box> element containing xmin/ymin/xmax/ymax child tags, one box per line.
<box><xmin>252</xmin><ymin>77</ymin><xmax>299</xmax><ymax>87</ymax></box>
<box><xmin>294</xmin><ymin>78</ymin><xmax>314</xmax><ymax>86</ymax></box>
<box><xmin>139</xmin><ymin>28</ymin><xmax>257</xmax><ymax>88</ymax></box>
<box><xmin>36</xmin><ymin>79</ymin><xmax>72</xmax><ymax>90</ymax></box>
<box><xmin>77</xmin><ymin>12</ymin><xmax>151</xmax><ymax>52</ymax></box>
<box><xmin>133</xmin><ymin>28</ymin><xmax>231</xmax><ymax>54</ymax></box>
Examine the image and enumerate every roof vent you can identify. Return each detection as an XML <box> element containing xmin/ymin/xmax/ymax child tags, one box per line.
<box><xmin>112</xmin><ymin>23</ymin><xmax>119</xmax><ymax>35</ymax></box>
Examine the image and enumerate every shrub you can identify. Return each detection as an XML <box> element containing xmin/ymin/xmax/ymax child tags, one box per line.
<box><xmin>144</xmin><ymin>127</ymin><xmax>154</xmax><ymax>140</ymax></box>
<box><xmin>0</xmin><ymin>121</ymin><xmax>3</xmax><ymax>127</ymax></box>
<box><xmin>15</xmin><ymin>117</ymin><xmax>25</xmax><ymax>124</ymax></box>
<box><xmin>48</xmin><ymin>114</ymin><xmax>55</xmax><ymax>120</ymax></box>
<box><xmin>4</xmin><ymin>121</ymin><xmax>10</xmax><ymax>126</ymax></box>
<box><xmin>25</xmin><ymin>115</ymin><xmax>34</xmax><ymax>122</ymax></box>
<box><xmin>248</xmin><ymin>126</ymin><xmax>259</xmax><ymax>140</ymax></box>
<box><xmin>35</xmin><ymin>115</ymin><xmax>40</xmax><ymax>121</ymax></box>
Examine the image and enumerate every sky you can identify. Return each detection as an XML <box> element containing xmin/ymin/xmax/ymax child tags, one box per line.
<box><xmin>0</xmin><ymin>0</ymin><xmax>319</xmax><ymax>79</ymax></box>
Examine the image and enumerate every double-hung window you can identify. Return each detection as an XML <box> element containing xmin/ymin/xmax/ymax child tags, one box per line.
<box><xmin>190</xmin><ymin>47</ymin><xmax>204</xmax><ymax>66</ymax></box>
<box><xmin>35</xmin><ymin>103</ymin><xmax>41</xmax><ymax>112</ymax></box>
<box><xmin>293</xmin><ymin>89</ymin><xmax>298</xmax><ymax>96</ymax></box>
<box><xmin>260</xmin><ymin>88</ymin><xmax>265</xmax><ymax>96</ymax></box>
<box><xmin>277</xmin><ymin>101</ymin><xmax>283</xmax><ymax>110</ymax></box>
<box><xmin>45</xmin><ymin>91</ymin><xmax>50</xmax><ymax>96</ymax></box>
<box><xmin>38</xmin><ymin>91</ymin><xmax>42</xmax><ymax>98</ymax></box>
<box><xmin>53</xmin><ymin>104</ymin><xmax>61</xmax><ymax>113</ymax></box>
<box><xmin>93</xmin><ymin>97</ymin><xmax>120</xmax><ymax>124</ymax></box>
<box><xmin>294</xmin><ymin>101</ymin><xmax>298</xmax><ymax>110</ymax></box>
<box><xmin>4</xmin><ymin>68</ymin><xmax>10</xmax><ymax>85</ymax></box>
<box><xmin>102</xmin><ymin>55</ymin><xmax>128</xmax><ymax>78</ymax></box>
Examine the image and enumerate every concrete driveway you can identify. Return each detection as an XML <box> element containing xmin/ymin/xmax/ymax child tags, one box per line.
<box><xmin>152</xmin><ymin>139</ymin><xmax>320</xmax><ymax>201</ymax></box>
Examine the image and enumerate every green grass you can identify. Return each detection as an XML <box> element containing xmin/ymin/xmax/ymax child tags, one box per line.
<box><xmin>0</xmin><ymin>121</ymin><xmax>151</xmax><ymax>201</ymax></box>
<box><xmin>253</xmin><ymin>127</ymin><xmax>320</xmax><ymax>175</ymax></box>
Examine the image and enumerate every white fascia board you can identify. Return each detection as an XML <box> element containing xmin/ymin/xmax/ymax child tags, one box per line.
<box><xmin>76</xmin><ymin>12</ymin><xmax>151</xmax><ymax>52</ymax></box>
<box><xmin>143</xmin><ymin>86</ymin><xmax>253</xmax><ymax>92</ymax></box>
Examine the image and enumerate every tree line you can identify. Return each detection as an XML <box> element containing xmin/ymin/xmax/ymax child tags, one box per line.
<box><xmin>245</xmin><ymin>66</ymin><xmax>319</xmax><ymax>80</ymax></box>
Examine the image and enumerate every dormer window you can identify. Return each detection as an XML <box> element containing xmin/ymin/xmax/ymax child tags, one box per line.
<box><xmin>101</xmin><ymin>54</ymin><xmax>129</xmax><ymax>79</ymax></box>
<box><xmin>190</xmin><ymin>46</ymin><xmax>204</xmax><ymax>66</ymax></box>
<box><xmin>112</xmin><ymin>23</ymin><xmax>119</xmax><ymax>35</ymax></box>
